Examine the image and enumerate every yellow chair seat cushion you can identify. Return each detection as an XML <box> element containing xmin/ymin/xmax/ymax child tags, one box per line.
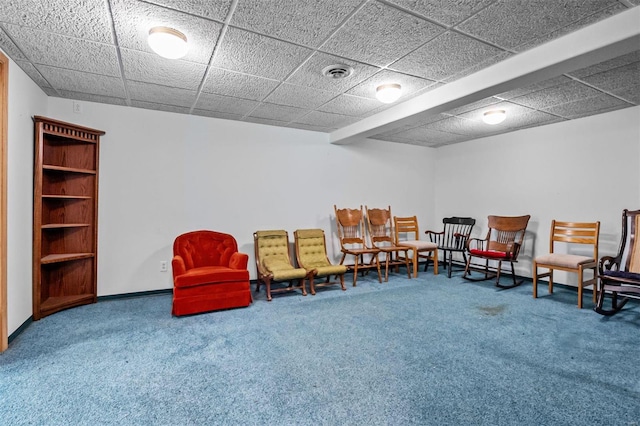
<box><xmin>262</xmin><ymin>255</ymin><xmax>307</xmax><ymax>281</ymax></box>
<box><xmin>313</xmin><ymin>264</ymin><xmax>348</xmax><ymax>277</ymax></box>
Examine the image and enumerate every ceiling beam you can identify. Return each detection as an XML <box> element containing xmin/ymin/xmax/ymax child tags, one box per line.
<box><xmin>330</xmin><ymin>7</ymin><xmax>640</xmax><ymax>145</ymax></box>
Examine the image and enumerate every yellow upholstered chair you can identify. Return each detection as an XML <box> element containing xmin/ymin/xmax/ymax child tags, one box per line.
<box><xmin>393</xmin><ymin>216</ymin><xmax>438</xmax><ymax>278</ymax></box>
<box><xmin>365</xmin><ymin>206</ymin><xmax>411</xmax><ymax>281</ymax></box>
<box><xmin>254</xmin><ymin>230</ymin><xmax>309</xmax><ymax>301</ymax></box>
<box><xmin>533</xmin><ymin>220</ymin><xmax>600</xmax><ymax>309</ymax></box>
<box><xmin>334</xmin><ymin>205</ymin><xmax>382</xmax><ymax>286</ymax></box>
<box><xmin>294</xmin><ymin>229</ymin><xmax>347</xmax><ymax>295</ymax></box>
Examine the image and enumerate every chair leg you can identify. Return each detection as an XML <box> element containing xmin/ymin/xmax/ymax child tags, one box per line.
<box><xmin>339</xmin><ymin>274</ymin><xmax>346</xmax><ymax>291</ymax></box>
<box><xmin>374</xmin><ymin>253</ymin><xmax>382</xmax><ymax>283</ymax></box>
<box><xmin>309</xmin><ymin>275</ymin><xmax>316</xmax><ymax>296</ymax></box>
<box><xmin>265</xmin><ymin>277</ymin><xmax>272</xmax><ymax>302</ymax></box>
<box><xmin>447</xmin><ymin>251</ymin><xmax>453</xmax><ymax>278</ymax></box>
<box><xmin>384</xmin><ymin>251</ymin><xmax>390</xmax><ymax>282</ymax></box>
<box><xmin>404</xmin><ymin>249</ymin><xmax>411</xmax><ymax>279</ymax></box>
<box><xmin>352</xmin><ymin>256</ymin><xmax>359</xmax><ymax>287</ymax></box>
<box><xmin>533</xmin><ymin>263</ymin><xmax>538</xmax><ymax>298</ymax></box>
<box><xmin>300</xmin><ymin>278</ymin><xmax>307</xmax><ymax>296</ymax></box>
<box><xmin>412</xmin><ymin>248</ymin><xmax>418</xmax><ymax>278</ymax></box>
<box><xmin>578</xmin><ymin>267</ymin><xmax>583</xmax><ymax>309</ymax></box>
<box><xmin>433</xmin><ymin>249</ymin><xmax>438</xmax><ymax>275</ymax></box>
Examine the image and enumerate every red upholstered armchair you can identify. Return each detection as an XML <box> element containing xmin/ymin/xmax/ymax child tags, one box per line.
<box><xmin>171</xmin><ymin>230</ymin><xmax>252</xmax><ymax>316</ymax></box>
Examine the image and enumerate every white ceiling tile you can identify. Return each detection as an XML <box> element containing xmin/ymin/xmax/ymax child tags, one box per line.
<box><xmin>4</xmin><ymin>24</ymin><xmax>121</xmax><ymax>76</ymax></box>
<box><xmin>121</xmin><ymin>48</ymin><xmax>207</xmax><ymax>90</ymax></box>
<box><xmin>286</xmin><ymin>51</ymin><xmax>380</xmax><ymax>92</ymax></box>
<box><xmin>248</xmin><ymin>103</ymin><xmax>309</xmax><ymax>122</ymax></box>
<box><xmin>293</xmin><ymin>111</ymin><xmax>360</xmax><ymax>128</ymax></box>
<box><xmin>145</xmin><ymin>0</ymin><xmax>233</xmax><ymax>21</ymax></box>
<box><xmin>287</xmin><ymin>123</ymin><xmax>336</xmax><ymax>132</ymax></box>
<box><xmin>386</xmin><ymin>0</ymin><xmax>497</xmax><ymax>27</ymax></box>
<box><xmin>443</xmin><ymin>51</ymin><xmax>512</xmax><ymax>82</ymax></box>
<box><xmin>0</xmin><ymin>27</ymin><xmax>27</xmax><ymax>61</ymax></box>
<box><xmin>264</xmin><ymin>83</ymin><xmax>338</xmax><ymax>109</ymax></box>
<box><xmin>444</xmin><ymin>97</ymin><xmax>501</xmax><ymax>115</ymax></box>
<box><xmin>242</xmin><ymin>117</ymin><xmax>290</xmax><ymax>127</ymax></box>
<box><xmin>611</xmin><ymin>83</ymin><xmax>640</xmax><ymax>104</ymax></box>
<box><xmin>317</xmin><ymin>94</ymin><xmax>381</xmax><ymax>117</ymax></box>
<box><xmin>131</xmin><ymin>100</ymin><xmax>191</xmax><ymax>114</ymax></box>
<box><xmin>515</xmin><ymin>4</ymin><xmax>628</xmax><ymax>52</ymax></box>
<box><xmin>390</xmin><ymin>31</ymin><xmax>504</xmax><ymax>81</ymax></box>
<box><xmin>580</xmin><ymin>62</ymin><xmax>640</xmax><ymax>94</ymax></box>
<box><xmin>55</xmin><ymin>90</ymin><xmax>128</xmax><ymax>106</ymax></box>
<box><xmin>230</xmin><ymin>0</ymin><xmax>362</xmax><ymax>47</ymax></box>
<box><xmin>321</xmin><ymin>2</ymin><xmax>444</xmax><ymax>67</ymax></box>
<box><xmin>511</xmin><ymin>80</ymin><xmax>607</xmax><ymax>110</ymax></box>
<box><xmin>36</xmin><ymin>65</ymin><xmax>127</xmax><ymax>98</ymax></box>
<box><xmin>128</xmin><ymin>81</ymin><xmax>197</xmax><ymax>108</ymax></box>
<box><xmin>346</xmin><ymin>70</ymin><xmax>438</xmax><ymax>100</ymax></box>
<box><xmin>423</xmin><ymin>115</ymin><xmax>508</xmax><ymax>136</ymax></box>
<box><xmin>569</xmin><ymin>51</ymin><xmax>640</xmax><ymax>79</ymax></box>
<box><xmin>455</xmin><ymin>101</ymin><xmax>563</xmax><ymax>129</ymax></box>
<box><xmin>495</xmin><ymin>76</ymin><xmax>572</xmax><ymax>100</ymax></box>
<box><xmin>212</xmin><ymin>27</ymin><xmax>312</xmax><ymax>80</ymax></box>
<box><xmin>542</xmin><ymin>94</ymin><xmax>629</xmax><ymax>119</ymax></box>
<box><xmin>457</xmin><ymin>0</ymin><xmax>621</xmax><ymax>50</ymax></box>
<box><xmin>195</xmin><ymin>92</ymin><xmax>259</xmax><ymax>116</ymax></box>
<box><xmin>202</xmin><ymin>68</ymin><xmax>280</xmax><ymax>100</ymax></box>
<box><xmin>16</xmin><ymin>61</ymin><xmax>51</xmax><ymax>88</ymax></box>
<box><xmin>1</xmin><ymin>0</ymin><xmax>113</xmax><ymax>42</ymax></box>
<box><xmin>111</xmin><ymin>0</ymin><xmax>220</xmax><ymax>65</ymax></box>
<box><xmin>192</xmin><ymin>109</ymin><xmax>244</xmax><ymax>121</ymax></box>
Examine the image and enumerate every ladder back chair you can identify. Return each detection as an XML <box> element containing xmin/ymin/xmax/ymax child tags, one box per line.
<box><xmin>365</xmin><ymin>206</ymin><xmax>411</xmax><ymax>282</ymax></box>
<box><xmin>533</xmin><ymin>220</ymin><xmax>600</xmax><ymax>308</ymax></box>
<box><xmin>393</xmin><ymin>216</ymin><xmax>438</xmax><ymax>278</ymax></box>
<box><xmin>334</xmin><ymin>205</ymin><xmax>382</xmax><ymax>286</ymax></box>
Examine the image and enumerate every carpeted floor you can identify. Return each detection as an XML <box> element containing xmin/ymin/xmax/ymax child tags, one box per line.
<box><xmin>2</xmin><ymin>268</ymin><xmax>639</xmax><ymax>426</ymax></box>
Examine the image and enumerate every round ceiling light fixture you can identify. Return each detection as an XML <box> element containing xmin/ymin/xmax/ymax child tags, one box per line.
<box><xmin>376</xmin><ymin>83</ymin><xmax>402</xmax><ymax>103</ymax></box>
<box><xmin>482</xmin><ymin>109</ymin><xmax>506</xmax><ymax>125</ymax></box>
<box><xmin>148</xmin><ymin>26</ymin><xmax>189</xmax><ymax>59</ymax></box>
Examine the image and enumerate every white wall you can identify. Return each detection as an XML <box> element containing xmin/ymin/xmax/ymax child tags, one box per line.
<box><xmin>46</xmin><ymin>98</ymin><xmax>436</xmax><ymax>296</ymax></box>
<box><xmin>5</xmin><ymin>53</ymin><xmax>48</xmax><ymax>334</ymax></box>
<box><xmin>6</xmin><ymin>80</ymin><xmax>640</xmax><ymax>335</ymax></box>
<box><xmin>434</xmin><ymin>106</ymin><xmax>640</xmax><ymax>284</ymax></box>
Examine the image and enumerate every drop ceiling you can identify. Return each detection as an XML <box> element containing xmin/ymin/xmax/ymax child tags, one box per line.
<box><xmin>0</xmin><ymin>0</ymin><xmax>639</xmax><ymax>147</ymax></box>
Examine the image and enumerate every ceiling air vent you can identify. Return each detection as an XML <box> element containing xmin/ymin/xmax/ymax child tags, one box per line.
<box><xmin>322</xmin><ymin>64</ymin><xmax>354</xmax><ymax>79</ymax></box>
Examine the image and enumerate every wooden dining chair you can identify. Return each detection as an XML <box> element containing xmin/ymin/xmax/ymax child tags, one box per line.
<box><xmin>365</xmin><ymin>206</ymin><xmax>411</xmax><ymax>282</ymax></box>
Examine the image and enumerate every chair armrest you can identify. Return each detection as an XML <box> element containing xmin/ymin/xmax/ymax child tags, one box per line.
<box><xmin>424</xmin><ymin>230</ymin><xmax>444</xmax><ymax>244</ymax></box>
<box><xmin>599</xmin><ymin>255</ymin><xmax>619</xmax><ymax>274</ymax></box>
<box><xmin>507</xmin><ymin>241</ymin><xmax>521</xmax><ymax>259</ymax></box>
<box><xmin>172</xmin><ymin>255</ymin><xmax>186</xmax><ymax>278</ymax></box>
<box><xmin>466</xmin><ymin>238</ymin><xmax>486</xmax><ymax>251</ymax></box>
<box><xmin>230</xmin><ymin>252</ymin><xmax>249</xmax><ymax>270</ymax></box>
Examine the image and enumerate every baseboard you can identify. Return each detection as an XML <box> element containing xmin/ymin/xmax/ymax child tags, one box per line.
<box><xmin>8</xmin><ymin>316</ymin><xmax>33</xmax><ymax>344</ymax></box>
<box><xmin>98</xmin><ymin>288</ymin><xmax>173</xmax><ymax>301</ymax></box>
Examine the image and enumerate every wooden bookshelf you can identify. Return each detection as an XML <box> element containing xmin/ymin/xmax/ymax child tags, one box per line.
<box><xmin>33</xmin><ymin>116</ymin><xmax>104</xmax><ymax>320</ymax></box>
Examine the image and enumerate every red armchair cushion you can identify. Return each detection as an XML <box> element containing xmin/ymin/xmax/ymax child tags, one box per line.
<box><xmin>469</xmin><ymin>249</ymin><xmax>510</xmax><ymax>259</ymax></box>
<box><xmin>174</xmin><ymin>266</ymin><xmax>249</xmax><ymax>288</ymax></box>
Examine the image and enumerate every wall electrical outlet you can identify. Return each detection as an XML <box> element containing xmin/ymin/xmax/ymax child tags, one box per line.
<box><xmin>72</xmin><ymin>100</ymin><xmax>82</xmax><ymax>113</ymax></box>
<box><xmin>160</xmin><ymin>261</ymin><xmax>168</xmax><ymax>272</ymax></box>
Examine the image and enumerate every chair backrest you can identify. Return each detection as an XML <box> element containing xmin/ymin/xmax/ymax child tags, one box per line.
<box><xmin>394</xmin><ymin>216</ymin><xmax>420</xmax><ymax>243</ymax></box>
<box><xmin>366</xmin><ymin>206</ymin><xmax>395</xmax><ymax>246</ymax></box>
<box><xmin>485</xmin><ymin>215</ymin><xmax>531</xmax><ymax>257</ymax></box>
<box><xmin>617</xmin><ymin>209</ymin><xmax>640</xmax><ymax>274</ymax></box>
<box><xmin>294</xmin><ymin>229</ymin><xmax>330</xmax><ymax>269</ymax></box>
<box><xmin>549</xmin><ymin>220</ymin><xmax>600</xmax><ymax>259</ymax></box>
<box><xmin>437</xmin><ymin>217</ymin><xmax>476</xmax><ymax>249</ymax></box>
<box><xmin>173</xmin><ymin>230</ymin><xmax>238</xmax><ymax>270</ymax></box>
<box><xmin>334</xmin><ymin>205</ymin><xmax>368</xmax><ymax>248</ymax></box>
<box><xmin>253</xmin><ymin>230</ymin><xmax>293</xmax><ymax>275</ymax></box>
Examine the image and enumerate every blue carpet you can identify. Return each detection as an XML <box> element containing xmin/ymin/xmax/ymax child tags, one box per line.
<box><xmin>2</xmin><ymin>269</ymin><xmax>639</xmax><ymax>425</ymax></box>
